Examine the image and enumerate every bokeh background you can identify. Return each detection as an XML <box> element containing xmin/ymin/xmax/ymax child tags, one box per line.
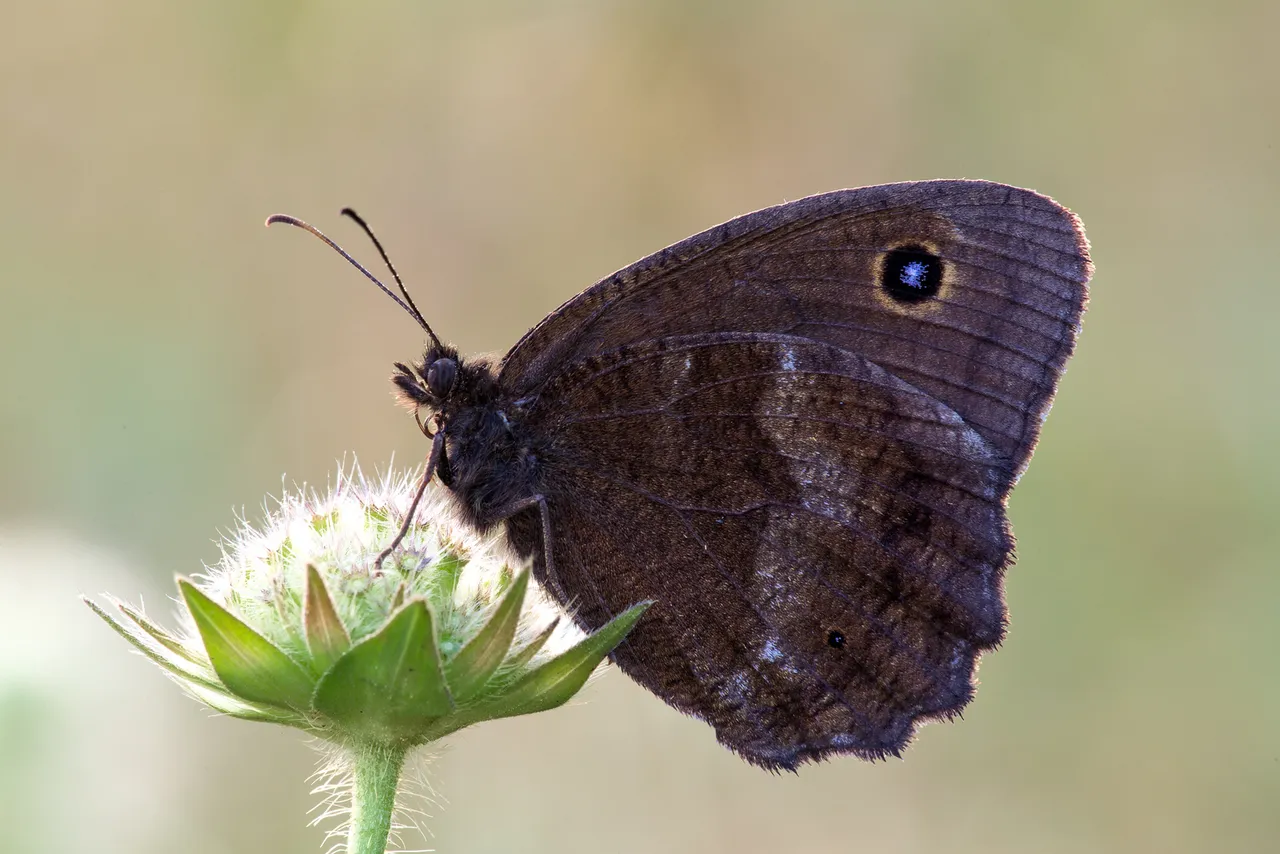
<box><xmin>2</xmin><ymin>2</ymin><xmax>1277</xmax><ymax>852</ymax></box>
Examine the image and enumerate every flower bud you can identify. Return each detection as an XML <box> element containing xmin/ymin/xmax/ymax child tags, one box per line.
<box><xmin>86</xmin><ymin>464</ymin><xmax>648</xmax><ymax>748</ymax></box>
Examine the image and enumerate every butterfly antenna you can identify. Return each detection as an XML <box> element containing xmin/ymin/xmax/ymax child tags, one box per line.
<box><xmin>338</xmin><ymin>208</ymin><xmax>434</xmax><ymax>335</ymax></box>
<box><xmin>265</xmin><ymin>213</ymin><xmax>445</xmax><ymax>349</ymax></box>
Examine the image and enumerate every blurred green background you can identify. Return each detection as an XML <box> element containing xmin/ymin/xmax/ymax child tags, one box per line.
<box><xmin>2</xmin><ymin>1</ymin><xmax>1277</xmax><ymax>852</ymax></box>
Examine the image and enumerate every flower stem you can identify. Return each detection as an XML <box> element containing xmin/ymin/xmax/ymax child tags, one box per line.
<box><xmin>347</xmin><ymin>742</ymin><xmax>407</xmax><ymax>854</ymax></box>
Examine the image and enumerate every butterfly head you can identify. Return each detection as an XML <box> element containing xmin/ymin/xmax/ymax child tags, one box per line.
<box><xmin>393</xmin><ymin>345</ymin><xmax>499</xmax><ymax>425</ymax></box>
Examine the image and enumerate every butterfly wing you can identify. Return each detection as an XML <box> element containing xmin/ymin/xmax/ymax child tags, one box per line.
<box><xmin>500</xmin><ymin>180</ymin><xmax>1091</xmax><ymax>481</ymax></box>
<box><xmin>504</xmin><ymin>333</ymin><xmax>1010</xmax><ymax>768</ymax></box>
<box><xmin>495</xmin><ymin>180</ymin><xmax>1090</xmax><ymax>767</ymax></box>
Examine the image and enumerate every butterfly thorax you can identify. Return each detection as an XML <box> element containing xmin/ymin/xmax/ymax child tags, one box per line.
<box><xmin>393</xmin><ymin>347</ymin><xmax>544</xmax><ymax>532</ymax></box>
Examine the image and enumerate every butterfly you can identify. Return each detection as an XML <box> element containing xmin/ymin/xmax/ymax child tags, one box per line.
<box><xmin>270</xmin><ymin>180</ymin><xmax>1091</xmax><ymax>770</ymax></box>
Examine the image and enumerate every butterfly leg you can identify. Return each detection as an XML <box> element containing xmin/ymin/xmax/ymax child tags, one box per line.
<box><xmin>375</xmin><ymin>429</ymin><xmax>446</xmax><ymax>569</ymax></box>
<box><xmin>488</xmin><ymin>494</ymin><xmax>569</xmax><ymax>603</ymax></box>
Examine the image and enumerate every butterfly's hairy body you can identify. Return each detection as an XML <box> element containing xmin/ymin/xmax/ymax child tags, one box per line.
<box><xmin>440</xmin><ymin>393</ymin><xmax>544</xmax><ymax>532</ymax></box>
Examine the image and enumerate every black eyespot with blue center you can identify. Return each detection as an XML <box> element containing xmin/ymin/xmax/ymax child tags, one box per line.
<box><xmin>827</xmin><ymin>630</ymin><xmax>845</xmax><ymax>649</ymax></box>
<box><xmin>882</xmin><ymin>245</ymin><xmax>942</xmax><ymax>303</ymax></box>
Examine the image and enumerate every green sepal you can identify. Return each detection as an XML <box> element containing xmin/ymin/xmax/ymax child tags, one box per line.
<box><xmin>184</xmin><ymin>681</ymin><xmax>312</xmax><ymax>728</ymax></box>
<box><xmin>429</xmin><ymin>550</ymin><xmax>466</xmax><ymax>598</ymax></box>
<box><xmin>83</xmin><ymin>596</ymin><xmax>225</xmax><ymax>693</ymax></box>
<box><xmin>313</xmin><ymin>598</ymin><xmax>455</xmax><ymax>742</ymax></box>
<box><xmin>480</xmin><ymin>602</ymin><xmax>650</xmax><ymax>720</ymax></box>
<box><xmin>504</xmin><ymin>617</ymin><xmax>560</xmax><ymax>670</ymax></box>
<box><xmin>84</xmin><ymin>595</ymin><xmax>311</xmax><ymax>727</ymax></box>
<box><xmin>178</xmin><ymin>578</ymin><xmax>316</xmax><ymax>712</ymax></box>
<box><xmin>445</xmin><ymin>568</ymin><xmax>529</xmax><ymax>702</ymax></box>
<box><xmin>110</xmin><ymin>598</ymin><xmax>211</xmax><ymax>672</ymax></box>
<box><xmin>303</xmin><ymin>564</ymin><xmax>351</xmax><ymax>675</ymax></box>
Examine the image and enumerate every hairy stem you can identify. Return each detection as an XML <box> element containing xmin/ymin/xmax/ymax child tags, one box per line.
<box><xmin>347</xmin><ymin>743</ymin><xmax>407</xmax><ymax>854</ymax></box>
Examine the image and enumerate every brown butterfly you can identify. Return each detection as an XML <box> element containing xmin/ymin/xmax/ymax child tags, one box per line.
<box><xmin>271</xmin><ymin>180</ymin><xmax>1091</xmax><ymax>770</ymax></box>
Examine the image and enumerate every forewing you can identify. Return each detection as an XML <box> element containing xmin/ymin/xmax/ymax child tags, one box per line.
<box><xmin>499</xmin><ymin>180</ymin><xmax>1090</xmax><ymax>478</ymax></box>
<box><xmin>506</xmin><ymin>333</ymin><xmax>1011</xmax><ymax>768</ymax></box>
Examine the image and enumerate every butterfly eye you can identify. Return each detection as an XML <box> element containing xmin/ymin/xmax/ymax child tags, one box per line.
<box><xmin>426</xmin><ymin>358</ymin><xmax>458</xmax><ymax>397</ymax></box>
<box><xmin>881</xmin><ymin>245</ymin><xmax>943</xmax><ymax>303</ymax></box>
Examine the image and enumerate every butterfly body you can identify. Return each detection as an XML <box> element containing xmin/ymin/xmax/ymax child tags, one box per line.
<box><xmin>384</xmin><ymin>180</ymin><xmax>1091</xmax><ymax>770</ymax></box>
<box><xmin>393</xmin><ymin>348</ymin><xmax>542</xmax><ymax>531</ymax></box>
